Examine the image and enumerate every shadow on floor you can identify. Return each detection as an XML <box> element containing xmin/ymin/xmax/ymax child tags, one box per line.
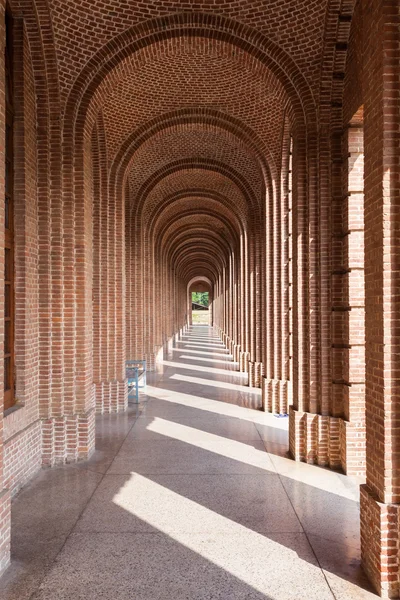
<box><xmin>0</xmin><ymin>326</ymin><xmax>377</xmax><ymax>599</ymax></box>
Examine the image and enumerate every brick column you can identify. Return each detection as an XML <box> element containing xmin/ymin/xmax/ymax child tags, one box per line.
<box><xmin>289</xmin><ymin>127</ymin><xmax>345</xmax><ymax>469</ymax></box>
<box><xmin>92</xmin><ymin>116</ymin><xmax>127</xmax><ymax>414</ymax></box>
<box><xmin>43</xmin><ymin>130</ymin><xmax>96</xmax><ymax>465</ymax></box>
<box><xmin>263</xmin><ymin>131</ymin><xmax>291</xmax><ymax>414</ymax></box>
<box><xmin>262</xmin><ymin>184</ymin><xmax>274</xmax><ymax>408</ymax></box>
<box><xmin>289</xmin><ymin>133</ymin><xmax>311</xmax><ymax>459</ymax></box>
<box><xmin>273</xmin><ymin>162</ymin><xmax>283</xmax><ymax>411</ymax></box>
<box><xmin>360</xmin><ymin>1</ymin><xmax>400</xmax><ymax>596</ymax></box>
<box><xmin>238</xmin><ymin>232</ymin><xmax>250</xmax><ymax>372</ymax></box>
<box><xmin>0</xmin><ymin>4</ymin><xmax>11</xmax><ymax>571</ymax></box>
<box><xmin>248</xmin><ymin>230</ymin><xmax>263</xmax><ymax>388</ymax></box>
<box><xmin>42</xmin><ymin>118</ymin><xmax>98</xmax><ymax>465</ymax></box>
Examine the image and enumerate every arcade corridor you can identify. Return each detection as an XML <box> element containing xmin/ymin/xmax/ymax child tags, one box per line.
<box><xmin>0</xmin><ymin>327</ymin><xmax>376</xmax><ymax>599</ymax></box>
<box><xmin>0</xmin><ymin>0</ymin><xmax>399</xmax><ymax>597</ymax></box>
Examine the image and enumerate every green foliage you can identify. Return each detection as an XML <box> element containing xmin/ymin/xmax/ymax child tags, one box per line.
<box><xmin>192</xmin><ymin>291</ymin><xmax>209</xmax><ymax>307</ymax></box>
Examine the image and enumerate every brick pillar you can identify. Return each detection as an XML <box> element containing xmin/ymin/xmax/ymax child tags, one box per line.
<box><xmin>0</xmin><ymin>5</ymin><xmax>11</xmax><ymax>570</ymax></box>
<box><xmin>248</xmin><ymin>230</ymin><xmax>263</xmax><ymax>388</ymax></box>
<box><xmin>237</xmin><ymin>232</ymin><xmax>250</xmax><ymax>373</ymax></box>
<box><xmin>289</xmin><ymin>133</ymin><xmax>311</xmax><ymax>459</ymax></box>
<box><xmin>262</xmin><ymin>182</ymin><xmax>275</xmax><ymax>409</ymax></box>
<box><xmin>46</xmin><ymin>129</ymin><xmax>96</xmax><ymax>465</ymax></box>
<box><xmin>131</xmin><ymin>217</ymin><xmax>144</xmax><ymax>360</ymax></box>
<box><xmin>273</xmin><ymin>157</ymin><xmax>283</xmax><ymax>411</ymax></box>
<box><xmin>360</xmin><ymin>1</ymin><xmax>400</xmax><ymax>596</ymax></box>
<box><xmin>239</xmin><ymin>232</ymin><xmax>248</xmax><ymax>371</ymax></box>
<box><xmin>92</xmin><ymin>115</ymin><xmax>127</xmax><ymax>414</ymax></box>
<box><xmin>233</xmin><ymin>251</ymin><xmax>238</xmax><ymax>352</ymax></box>
<box><xmin>0</xmin><ymin>414</ymin><xmax>10</xmax><ymax>576</ymax></box>
<box><xmin>263</xmin><ymin>126</ymin><xmax>291</xmax><ymax>414</ymax></box>
<box><xmin>290</xmin><ymin>127</ymin><xmax>346</xmax><ymax>469</ymax></box>
<box><xmin>143</xmin><ymin>231</ymin><xmax>153</xmax><ymax>368</ymax></box>
<box><xmin>42</xmin><ymin>114</ymin><xmax>97</xmax><ymax>466</ymax></box>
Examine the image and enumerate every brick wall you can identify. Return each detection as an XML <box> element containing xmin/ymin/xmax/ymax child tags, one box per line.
<box><xmin>0</xmin><ymin>0</ymin><xmax>397</xmax><ymax>594</ymax></box>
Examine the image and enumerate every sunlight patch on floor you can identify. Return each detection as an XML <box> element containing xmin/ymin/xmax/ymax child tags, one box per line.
<box><xmin>171</xmin><ymin>348</ymin><xmax>232</xmax><ymax>358</ymax></box>
<box><xmin>161</xmin><ymin>359</ymin><xmax>248</xmax><ymax>378</ymax></box>
<box><xmin>144</xmin><ymin>385</ymin><xmax>280</xmax><ymax>426</ymax></box>
<box><xmin>136</xmin><ymin>417</ymin><xmax>274</xmax><ymax>471</ymax></box>
<box><xmin>180</xmin><ymin>343</ymin><xmax>229</xmax><ymax>350</ymax></box>
<box><xmin>134</xmin><ymin>414</ymin><xmax>358</xmax><ymax>500</ymax></box>
<box><xmin>170</xmin><ymin>372</ymin><xmax>261</xmax><ymax>394</ymax></box>
<box><xmin>179</xmin><ymin>354</ymin><xmax>238</xmax><ymax>365</ymax></box>
<box><xmin>112</xmin><ymin>473</ymin><xmax>324</xmax><ymax>598</ymax></box>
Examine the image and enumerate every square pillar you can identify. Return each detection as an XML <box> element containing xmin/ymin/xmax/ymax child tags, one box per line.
<box><xmin>360</xmin><ymin>1</ymin><xmax>400</xmax><ymax>596</ymax></box>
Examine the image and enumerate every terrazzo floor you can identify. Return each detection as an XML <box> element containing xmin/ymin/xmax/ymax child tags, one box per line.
<box><xmin>0</xmin><ymin>325</ymin><xmax>378</xmax><ymax>599</ymax></box>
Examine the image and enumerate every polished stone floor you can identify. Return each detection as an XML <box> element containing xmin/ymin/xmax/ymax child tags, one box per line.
<box><xmin>0</xmin><ymin>326</ymin><xmax>377</xmax><ymax>599</ymax></box>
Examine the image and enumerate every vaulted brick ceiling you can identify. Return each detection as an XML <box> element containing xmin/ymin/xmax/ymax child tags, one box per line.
<box><xmin>41</xmin><ymin>0</ymin><xmax>338</xmax><ymax>282</ymax></box>
<box><xmin>49</xmin><ymin>0</ymin><xmax>328</xmax><ymax>102</ymax></box>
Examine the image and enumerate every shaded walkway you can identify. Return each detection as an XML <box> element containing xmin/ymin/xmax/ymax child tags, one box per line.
<box><xmin>0</xmin><ymin>327</ymin><xmax>376</xmax><ymax>599</ymax></box>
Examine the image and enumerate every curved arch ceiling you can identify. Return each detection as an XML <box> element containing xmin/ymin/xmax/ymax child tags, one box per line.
<box><xmin>72</xmin><ymin>13</ymin><xmax>316</xmax><ymax>287</ymax></box>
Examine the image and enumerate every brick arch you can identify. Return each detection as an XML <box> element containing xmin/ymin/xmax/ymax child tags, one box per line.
<box><xmin>177</xmin><ymin>252</ymin><xmax>225</xmax><ymax>281</ymax></box>
<box><xmin>154</xmin><ymin>220</ymin><xmax>234</xmax><ymax>325</ymax></box>
<box><xmin>63</xmin><ymin>12</ymin><xmax>316</xmax><ymax>144</ymax></box>
<box><xmin>182</xmin><ymin>263</ymin><xmax>220</xmax><ymax>282</ymax></box>
<box><xmin>187</xmin><ymin>277</ymin><xmax>213</xmax><ymax>320</ymax></box>
<box><xmin>12</xmin><ymin>0</ymin><xmax>60</xmax><ymax>107</ymax></box>
<box><xmin>152</xmin><ymin>217</ymin><xmax>237</xmax><ymax>313</ymax></box>
<box><xmin>158</xmin><ymin>215</ymin><xmax>234</xmax><ymax>258</ymax></box>
<box><xmin>163</xmin><ymin>221</ymin><xmax>234</xmax><ymax>266</ymax></box>
<box><xmin>147</xmin><ymin>193</ymin><xmax>245</xmax><ymax>245</ymax></box>
<box><xmin>138</xmin><ymin>179</ymin><xmax>249</xmax><ymax>237</ymax></box>
<box><xmin>135</xmin><ymin>160</ymin><xmax>259</xmax><ymax>223</ymax></box>
<box><xmin>156</xmin><ymin>211</ymin><xmax>238</xmax><ymax>252</ymax></box>
<box><xmin>181</xmin><ymin>265</ymin><xmax>220</xmax><ymax>282</ymax></box>
<box><xmin>109</xmin><ymin>109</ymin><xmax>275</xmax><ymax>222</ymax></box>
<box><xmin>115</xmin><ymin>116</ymin><xmax>269</xmax><ymax>209</ymax></box>
<box><xmin>171</xmin><ymin>235</ymin><xmax>230</xmax><ymax>272</ymax></box>
<box><xmin>100</xmin><ymin>38</ymin><xmax>287</xmax><ymax>165</ymax></box>
<box><xmin>154</xmin><ymin>206</ymin><xmax>240</xmax><ymax>254</ymax></box>
<box><xmin>185</xmin><ymin>267</ymin><xmax>218</xmax><ymax>283</ymax></box>
<box><xmin>188</xmin><ymin>276</ymin><xmax>213</xmax><ymax>292</ymax></box>
<box><xmin>168</xmin><ymin>237</ymin><xmax>225</xmax><ymax>279</ymax></box>
<box><xmin>175</xmin><ymin>252</ymin><xmax>228</xmax><ymax>276</ymax></box>
<box><xmin>188</xmin><ymin>276</ymin><xmax>212</xmax><ymax>287</ymax></box>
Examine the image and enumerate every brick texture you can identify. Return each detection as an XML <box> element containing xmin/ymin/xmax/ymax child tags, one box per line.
<box><xmin>0</xmin><ymin>0</ymin><xmax>397</xmax><ymax>595</ymax></box>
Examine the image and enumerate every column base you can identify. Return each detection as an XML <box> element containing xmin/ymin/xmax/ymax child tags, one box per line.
<box><xmin>162</xmin><ymin>336</ymin><xmax>174</xmax><ymax>359</ymax></box>
<box><xmin>155</xmin><ymin>345</ymin><xmax>164</xmax><ymax>364</ymax></box>
<box><xmin>361</xmin><ymin>484</ymin><xmax>400</xmax><ymax>598</ymax></box>
<box><xmin>239</xmin><ymin>351</ymin><xmax>250</xmax><ymax>373</ymax></box>
<box><xmin>289</xmin><ymin>407</ymin><xmax>341</xmax><ymax>468</ymax></box>
<box><xmin>42</xmin><ymin>407</ymin><xmax>96</xmax><ymax>466</ymax></box>
<box><xmin>95</xmin><ymin>379</ymin><xmax>128</xmax><ymax>414</ymax></box>
<box><xmin>262</xmin><ymin>377</ymin><xmax>289</xmax><ymax>414</ymax></box>
<box><xmin>224</xmin><ymin>335</ymin><xmax>232</xmax><ymax>354</ymax></box>
<box><xmin>232</xmin><ymin>344</ymin><xmax>240</xmax><ymax>365</ymax></box>
<box><xmin>0</xmin><ymin>489</ymin><xmax>11</xmax><ymax>576</ymax></box>
<box><xmin>248</xmin><ymin>361</ymin><xmax>263</xmax><ymax>388</ymax></box>
<box><xmin>340</xmin><ymin>418</ymin><xmax>366</xmax><ymax>477</ymax></box>
<box><xmin>144</xmin><ymin>353</ymin><xmax>156</xmax><ymax>371</ymax></box>
<box><xmin>289</xmin><ymin>408</ymin><xmax>366</xmax><ymax>475</ymax></box>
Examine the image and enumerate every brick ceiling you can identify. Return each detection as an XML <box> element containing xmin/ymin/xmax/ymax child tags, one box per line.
<box><xmin>35</xmin><ymin>0</ymin><xmax>346</xmax><ymax>281</ymax></box>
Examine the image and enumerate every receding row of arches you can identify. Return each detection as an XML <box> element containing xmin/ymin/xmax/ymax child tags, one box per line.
<box><xmin>0</xmin><ymin>1</ymin><xmax>397</xmax><ymax>596</ymax></box>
